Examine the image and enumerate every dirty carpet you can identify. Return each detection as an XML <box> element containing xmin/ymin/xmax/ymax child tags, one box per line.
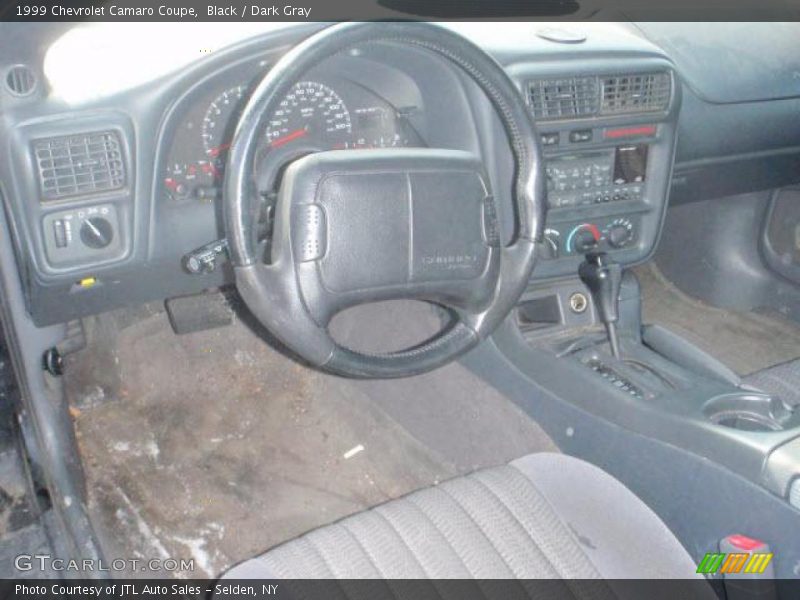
<box><xmin>67</xmin><ymin>302</ymin><xmax>556</xmax><ymax>577</ymax></box>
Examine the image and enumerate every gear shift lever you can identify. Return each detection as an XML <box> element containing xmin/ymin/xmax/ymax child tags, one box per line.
<box><xmin>578</xmin><ymin>252</ymin><xmax>623</xmax><ymax>358</ymax></box>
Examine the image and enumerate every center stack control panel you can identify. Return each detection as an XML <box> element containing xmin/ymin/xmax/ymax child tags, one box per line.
<box><xmin>540</xmin><ymin>135</ymin><xmax>653</xmax><ymax>263</ymax></box>
<box><xmin>513</xmin><ymin>64</ymin><xmax>680</xmax><ymax>280</ymax></box>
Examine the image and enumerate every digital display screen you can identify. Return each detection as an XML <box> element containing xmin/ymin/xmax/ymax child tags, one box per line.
<box><xmin>613</xmin><ymin>144</ymin><xmax>648</xmax><ymax>184</ymax></box>
<box><xmin>356</xmin><ymin>107</ymin><xmax>388</xmax><ymax>131</ymax></box>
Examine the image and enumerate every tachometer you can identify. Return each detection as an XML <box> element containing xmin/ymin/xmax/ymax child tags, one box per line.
<box><xmin>201</xmin><ymin>85</ymin><xmax>246</xmax><ymax>158</ymax></box>
<box><xmin>265</xmin><ymin>81</ymin><xmax>351</xmax><ymax>148</ymax></box>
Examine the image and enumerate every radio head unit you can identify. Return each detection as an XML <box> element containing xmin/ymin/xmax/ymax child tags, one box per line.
<box><xmin>545</xmin><ymin>143</ymin><xmax>648</xmax><ymax>208</ymax></box>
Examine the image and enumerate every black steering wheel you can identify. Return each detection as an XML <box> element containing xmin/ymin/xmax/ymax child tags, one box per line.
<box><xmin>224</xmin><ymin>22</ymin><xmax>545</xmax><ymax>379</ymax></box>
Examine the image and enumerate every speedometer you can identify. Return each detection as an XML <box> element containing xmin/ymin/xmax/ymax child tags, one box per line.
<box><xmin>265</xmin><ymin>81</ymin><xmax>351</xmax><ymax>148</ymax></box>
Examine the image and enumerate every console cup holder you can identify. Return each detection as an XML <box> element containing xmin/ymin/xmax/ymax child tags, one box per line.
<box><xmin>704</xmin><ymin>393</ymin><xmax>796</xmax><ymax>432</ymax></box>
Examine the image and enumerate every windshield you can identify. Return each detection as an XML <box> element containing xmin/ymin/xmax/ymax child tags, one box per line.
<box><xmin>44</xmin><ymin>22</ymin><xmax>302</xmax><ymax>103</ymax></box>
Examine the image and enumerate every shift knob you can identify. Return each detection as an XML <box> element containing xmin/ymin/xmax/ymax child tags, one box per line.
<box><xmin>578</xmin><ymin>251</ymin><xmax>622</xmax><ymax>324</ymax></box>
<box><xmin>578</xmin><ymin>252</ymin><xmax>624</xmax><ymax>358</ymax></box>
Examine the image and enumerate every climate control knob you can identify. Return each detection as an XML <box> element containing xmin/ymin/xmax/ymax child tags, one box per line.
<box><xmin>80</xmin><ymin>217</ymin><xmax>114</xmax><ymax>249</ymax></box>
<box><xmin>567</xmin><ymin>223</ymin><xmax>601</xmax><ymax>254</ymax></box>
<box><xmin>606</xmin><ymin>218</ymin><xmax>634</xmax><ymax>249</ymax></box>
<box><xmin>573</xmin><ymin>229</ymin><xmax>598</xmax><ymax>253</ymax></box>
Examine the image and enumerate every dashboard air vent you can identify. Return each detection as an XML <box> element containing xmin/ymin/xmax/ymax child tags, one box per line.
<box><xmin>528</xmin><ymin>76</ymin><xmax>600</xmax><ymax>121</ymax></box>
<box><xmin>601</xmin><ymin>72</ymin><xmax>671</xmax><ymax>115</ymax></box>
<box><xmin>5</xmin><ymin>65</ymin><xmax>36</xmax><ymax>96</ymax></box>
<box><xmin>34</xmin><ymin>131</ymin><xmax>125</xmax><ymax>201</ymax></box>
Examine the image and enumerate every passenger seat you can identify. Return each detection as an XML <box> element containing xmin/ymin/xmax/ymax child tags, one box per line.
<box><xmin>222</xmin><ymin>453</ymin><xmax>712</xmax><ymax>584</ymax></box>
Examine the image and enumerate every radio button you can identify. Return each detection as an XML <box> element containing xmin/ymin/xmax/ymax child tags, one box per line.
<box><xmin>541</xmin><ymin>132</ymin><xmax>560</xmax><ymax>146</ymax></box>
<box><xmin>569</xmin><ymin>129</ymin><xmax>593</xmax><ymax>143</ymax></box>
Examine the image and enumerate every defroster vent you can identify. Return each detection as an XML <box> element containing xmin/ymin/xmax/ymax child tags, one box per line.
<box><xmin>34</xmin><ymin>131</ymin><xmax>125</xmax><ymax>201</ymax></box>
<box><xmin>528</xmin><ymin>76</ymin><xmax>600</xmax><ymax>121</ymax></box>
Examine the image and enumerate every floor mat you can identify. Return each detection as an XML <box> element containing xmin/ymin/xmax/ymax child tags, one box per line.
<box><xmin>742</xmin><ymin>359</ymin><xmax>800</xmax><ymax>407</ymax></box>
<box><xmin>636</xmin><ymin>263</ymin><xmax>800</xmax><ymax>376</ymax></box>
<box><xmin>67</xmin><ymin>302</ymin><xmax>555</xmax><ymax>578</ymax></box>
<box><xmin>330</xmin><ymin>300</ymin><xmax>559</xmax><ymax>473</ymax></box>
<box><xmin>0</xmin><ymin>521</ymin><xmax>53</xmax><ymax>578</ymax></box>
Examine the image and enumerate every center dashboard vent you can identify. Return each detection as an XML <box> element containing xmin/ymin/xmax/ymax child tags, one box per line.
<box><xmin>601</xmin><ymin>72</ymin><xmax>672</xmax><ymax>115</ymax></box>
<box><xmin>33</xmin><ymin>131</ymin><xmax>125</xmax><ymax>201</ymax></box>
<box><xmin>528</xmin><ymin>76</ymin><xmax>600</xmax><ymax>120</ymax></box>
<box><xmin>527</xmin><ymin>71</ymin><xmax>671</xmax><ymax>121</ymax></box>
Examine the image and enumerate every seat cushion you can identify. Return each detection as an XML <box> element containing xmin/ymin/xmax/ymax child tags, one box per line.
<box><xmin>222</xmin><ymin>453</ymin><xmax>704</xmax><ymax>581</ymax></box>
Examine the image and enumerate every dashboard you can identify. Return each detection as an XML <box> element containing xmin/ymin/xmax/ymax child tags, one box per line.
<box><xmin>2</xmin><ymin>23</ymin><xmax>799</xmax><ymax>327</ymax></box>
<box><xmin>2</xmin><ymin>24</ymin><xmax>680</xmax><ymax>326</ymax></box>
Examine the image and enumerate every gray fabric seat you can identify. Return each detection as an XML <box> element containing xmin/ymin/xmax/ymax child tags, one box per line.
<box><xmin>223</xmin><ymin>453</ymin><xmax>703</xmax><ymax>580</ymax></box>
<box><xmin>742</xmin><ymin>358</ymin><xmax>800</xmax><ymax>407</ymax></box>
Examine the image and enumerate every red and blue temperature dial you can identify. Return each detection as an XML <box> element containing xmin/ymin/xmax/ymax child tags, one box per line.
<box><xmin>566</xmin><ymin>223</ymin><xmax>601</xmax><ymax>254</ymax></box>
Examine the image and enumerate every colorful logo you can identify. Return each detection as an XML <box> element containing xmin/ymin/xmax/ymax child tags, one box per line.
<box><xmin>696</xmin><ymin>552</ymin><xmax>773</xmax><ymax>574</ymax></box>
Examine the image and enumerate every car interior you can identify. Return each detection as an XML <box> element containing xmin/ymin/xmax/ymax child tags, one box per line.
<box><xmin>1</xmin><ymin>20</ymin><xmax>799</xmax><ymax>588</ymax></box>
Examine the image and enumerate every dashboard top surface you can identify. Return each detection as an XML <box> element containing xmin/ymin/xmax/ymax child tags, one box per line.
<box><xmin>633</xmin><ymin>22</ymin><xmax>800</xmax><ymax>104</ymax></box>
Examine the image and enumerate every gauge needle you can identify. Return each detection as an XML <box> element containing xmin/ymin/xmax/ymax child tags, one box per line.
<box><xmin>270</xmin><ymin>128</ymin><xmax>308</xmax><ymax>148</ymax></box>
<box><xmin>207</xmin><ymin>143</ymin><xmax>231</xmax><ymax>158</ymax></box>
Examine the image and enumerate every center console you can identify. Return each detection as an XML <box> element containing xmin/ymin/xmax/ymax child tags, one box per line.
<box><xmin>499</xmin><ymin>55</ymin><xmax>800</xmax><ymax>519</ymax></box>
<box><xmin>501</xmin><ymin>267</ymin><xmax>800</xmax><ymax>509</ymax></box>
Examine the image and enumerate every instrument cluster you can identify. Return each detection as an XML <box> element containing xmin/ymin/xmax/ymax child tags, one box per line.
<box><xmin>162</xmin><ymin>76</ymin><xmax>426</xmax><ymax>204</ymax></box>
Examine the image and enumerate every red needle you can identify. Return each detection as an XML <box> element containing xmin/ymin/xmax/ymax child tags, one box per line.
<box><xmin>270</xmin><ymin>128</ymin><xmax>308</xmax><ymax>148</ymax></box>
<box><xmin>207</xmin><ymin>142</ymin><xmax>231</xmax><ymax>158</ymax></box>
